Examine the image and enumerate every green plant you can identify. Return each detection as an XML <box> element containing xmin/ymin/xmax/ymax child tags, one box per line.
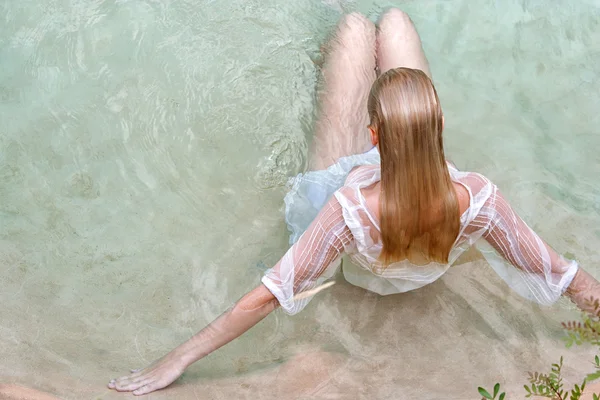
<box><xmin>477</xmin><ymin>297</ymin><xmax>600</xmax><ymax>400</ymax></box>
<box><xmin>523</xmin><ymin>356</ymin><xmax>587</xmax><ymax>399</ymax></box>
<box><xmin>478</xmin><ymin>383</ymin><xmax>505</xmax><ymax>400</ymax></box>
<box><xmin>588</xmin><ymin>356</ymin><xmax>600</xmax><ymax>383</ymax></box>
<box><xmin>562</xmin><ymin>297</ymin><xmax>600</xmax><ymax>348</ymax></box>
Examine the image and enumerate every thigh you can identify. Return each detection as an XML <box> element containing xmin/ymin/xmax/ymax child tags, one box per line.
<box><xmin>310</xmin><ymin>13</ymin><xmax>377</xmax><ymax>170</ymax></box>
<box><xmin>377</xmin><ymin>8</ymin><xmax>431</xmax><ymax>78</ymax></box>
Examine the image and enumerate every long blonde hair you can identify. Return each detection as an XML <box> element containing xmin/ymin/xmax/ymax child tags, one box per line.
<box><xmin>368</xmin><ymin>68</ymin><xmax>459</xmax><ymax>265</ymax></box>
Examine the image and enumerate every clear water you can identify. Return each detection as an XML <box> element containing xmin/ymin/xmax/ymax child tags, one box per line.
<box><xmin>1</xmin><ymin>0</ymin><xmax>599</xmax><ymax>399</ymax></box>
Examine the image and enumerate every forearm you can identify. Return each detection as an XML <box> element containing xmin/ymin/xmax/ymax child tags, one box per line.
<box><xmin>565</xmin><ymin>267</ymin><xmax>600</xmax><ymax>315</ymax></box>
<box><xmin>174</xmin><ymin>284</ymin><xmax>279</xmax><ymax>368</ymax></box>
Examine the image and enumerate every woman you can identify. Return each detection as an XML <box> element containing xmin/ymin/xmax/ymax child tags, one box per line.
<box><xmin>108</xmin><ymin>9</ymin><xmax>600</xmax><ymax>395</ymax></box>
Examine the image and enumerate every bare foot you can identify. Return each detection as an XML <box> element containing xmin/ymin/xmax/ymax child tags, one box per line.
<box><xmin>108</xmin><ymin>351</ymin><xmax>187</xmax><ymax>396</ymax></box>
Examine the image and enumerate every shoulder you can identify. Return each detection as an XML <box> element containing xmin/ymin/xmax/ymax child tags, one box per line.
<box><xmin>451</xmin><ymin>170</ymin><xmax>499</xmax><ymax>216</ymax></box>
<box><xmin>345</xmin><ymin>164</ymin><xmax>380</xmax><ymax>186</ymax></box>
<box><xmin>454</xmin><ymin>170</ymin><xmax>497</xmax><ymax>196</ymax></box>
<box><xmin>453</xmin><ymin>181</ymin><xmax>471</xmax><ymax>215</ymax></box>
<box><xmin>333</xmin><ymin>185</ymin><xmax>359</xmax><ymax>209</ymax></box>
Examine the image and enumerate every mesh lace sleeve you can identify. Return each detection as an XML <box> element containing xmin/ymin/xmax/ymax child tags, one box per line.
<box><xmin>467</xmin><ymin>174</ymin><xmax>579</xmax><ymax>305</ymax></box>
<box><xmin>262</xmin><ymin>194</ymin><xmax>353</xmax><ymax>315</ymax></box>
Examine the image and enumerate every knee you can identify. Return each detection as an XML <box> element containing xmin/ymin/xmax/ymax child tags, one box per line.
<box><xmin>336</xmin><ymin>12</ymin><xmax>376</xmax><ymax>43</ymax></box>
<box><xmin>378</xmin><ymin>8</ymin><xmax>413</xmax><ymax>32</ymax></box>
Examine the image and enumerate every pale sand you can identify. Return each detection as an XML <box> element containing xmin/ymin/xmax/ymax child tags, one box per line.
<box><xmin>1</xmin><ymin>253</ymin><xmax>598</xmax><ymax>400</ymax></box>
<box><xmin>2</xmin><ymin>0</ymin><xmax>600</xmax><ymax>398</ymax></box>
<box><xmin>0</xmin><ymin>385</ymin><xmax>61</xmax><ymax>400</ymax></box>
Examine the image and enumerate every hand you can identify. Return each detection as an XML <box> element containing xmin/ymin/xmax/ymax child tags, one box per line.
<box><xmin>566</xmin><ymin>268</ymin><xmax>600</xmax><ymax>317</ymax></box>
<box><xmin>106</xmin><ymin>285</ymin><xmax>277</xmax><ymax>396</ymax></box>
<box><xmin>108</xmin><ymin>351</ymin><xmax>187</xmax><ymax>396</ymax></box>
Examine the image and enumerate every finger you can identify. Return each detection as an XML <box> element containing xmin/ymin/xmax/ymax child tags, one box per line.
<box><xmin>115</xmin><ymin>376</ymin><xmax>131</xmax><ymax>387</ymax></box>
<box><xmin>109</xmin><ymin>368</ymin><xmax>145</xmax><ymax>389</ymax></box>
<box><xmin>108</xmin><ymin>377</ymin><xmax>128</xmax><ymax>388</ymax></box>
<box><xmin>133</xmin><ymin>382</ymin><xmax>160</xmax><ymax>396</ymax></box>
<box><xmin>116</xmin><ymin>371</ymin><xmax>142</xmax><ymax>384</ymax></box>
<box><xmin>116</xmin><ymin>377</ymin><xmax>154</xmax><ymax>392</ymax></box>
<box><xmin>133</xmin><ymin>373</ymin><xmax>153</xmax><ymax>384</ymax></box>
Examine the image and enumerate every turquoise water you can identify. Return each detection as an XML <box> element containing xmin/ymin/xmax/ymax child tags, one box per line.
<box><xmin>1</xmin><ymin>0</ymin><xmax>599</xmax><ymax>399</ymax></box>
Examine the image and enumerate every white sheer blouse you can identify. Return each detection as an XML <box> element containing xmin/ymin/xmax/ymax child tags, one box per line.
<box><xmin>262</xmin><ymin>164</ymin><xmax>579</xmax><ymax>315</ymax></box>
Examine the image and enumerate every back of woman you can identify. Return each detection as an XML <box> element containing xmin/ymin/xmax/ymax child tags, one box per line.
<box><xmin>266</xmin><ymin>68</ymin><xmax>582</xmax><ymax>314</ymax></box>
<box><xmin>334</xmin><ymin>160</ymin><xmax>578</xmax><ymax>305</ymax></box>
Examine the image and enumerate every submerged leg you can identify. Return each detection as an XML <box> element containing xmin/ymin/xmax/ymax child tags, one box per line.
<box><xmin>309</xmin><ymin>13</ymin><xmax>377</xmax><ymax>171</ymax></box>
<box><xmin>376</xmin><ymin>8</ymin><xmax>432</xmax><ymax>77</ymax></box>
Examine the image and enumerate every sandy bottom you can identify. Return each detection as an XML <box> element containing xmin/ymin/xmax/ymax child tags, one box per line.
<box><xmin>3</xmin><ymin>381</ymin><xmax>599</xmax><ymax>400</ymax></box>
<box><xmin>1</xmin><ymin>257</ymin><xmax>598</xmax><ymax>400</ymax></box>
<box><xmin>2</xmin><ymin>1</ymin><xmax>600</xmax><ymax>399</ymax></box>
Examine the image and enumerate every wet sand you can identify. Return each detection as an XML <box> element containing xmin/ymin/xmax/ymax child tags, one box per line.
<box><xmin>2</xmin><ymin>0</ymin><xmax>600</xmax><ymax>399</ymax></box>
<box><xmin>1</xmin><ymin>259</ymin><xmax>598</xmax><ymax>400</ymax></box>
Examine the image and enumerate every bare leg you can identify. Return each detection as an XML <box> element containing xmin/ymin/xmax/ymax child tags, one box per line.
<box><xmin>310</xmin><ymin>13</ymin><xmax>376</xmax><ymax>171</ymax></box>
<box><xmin>377</xmin><ymin>8</ymin><xmax>432</xmax><ymax>78</ymax></box>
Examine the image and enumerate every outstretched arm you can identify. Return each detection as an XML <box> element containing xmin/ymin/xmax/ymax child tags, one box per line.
<box><xmin>108</xmin><ymin>194</ymin><xmax>352</xmax><ymax>395</ymax></box>
<box><xmin>108</xmin><ymin>284</ymin><xmax>278</xmax><ymax>395</ymax></box>
<box><xmin>467</xmin><ymin>173</ymin><xmax>600</xmax><ymax>313</ymax></box>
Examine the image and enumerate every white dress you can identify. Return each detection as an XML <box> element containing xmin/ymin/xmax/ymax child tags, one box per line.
<box><xmin>262</xmin><ymin>150</ymin><xmax>579</xmax><ymax>315</ymax></box>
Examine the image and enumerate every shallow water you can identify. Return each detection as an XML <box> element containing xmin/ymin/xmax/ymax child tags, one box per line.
<box><xmin>1</xmin><ymin>0</ymin><xmax>599</xmax><ymax>399</ymax></box>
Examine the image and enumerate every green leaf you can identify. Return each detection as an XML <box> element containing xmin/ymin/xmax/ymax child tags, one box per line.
<box><xmin>478</xmin><ymin>387</ymin><xmax>493</xmax><ymax>399</ymax></box>
<box><xmin>499</xmin><ymin>393</ymin><xmax>505</xmax><ymax>400</ymax></box>
<box><xmin>596</xmin><ymin>355</ymin><xmax>599</xmax><ymax>366</ymax></box>
<box><xmin>494</xmin><ymin>383</ymin><xmax>500</xmax><ymax>398</ymax></box>
<box><xmin>593</xmin><ymin>394</ymin><xmax>599</xmax><ymax>400</ymax></box>
<box><xmin>524</xmin><ymin>385</ymin><xmax>531</xmax><ymax>393</ymax></box>
<box><xmin>586</xmin><ymin>370</ymin><xmax>600</xmax><ymax>382</ymax></box>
